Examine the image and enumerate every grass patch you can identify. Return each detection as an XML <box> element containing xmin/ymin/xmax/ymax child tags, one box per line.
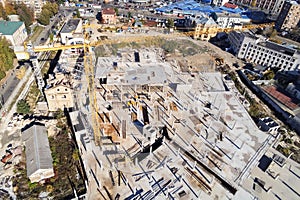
<box><xmin>28</xmin><ymin>25</ymin><xmax>43</xmax><ymax>42</ymax></box>
<box><xmin>94</xmin><ymin>38</ymin><xmax>208</xmax><ymax>57</ymax></box>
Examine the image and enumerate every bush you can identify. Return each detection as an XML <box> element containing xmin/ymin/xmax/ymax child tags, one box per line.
<box><xmin>17</xmin><ymin>99</ymin><xmax>30</xmax><ymax>114</ymax></box>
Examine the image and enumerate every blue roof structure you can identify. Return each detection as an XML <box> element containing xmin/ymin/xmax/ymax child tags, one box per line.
<box><xmin>155</xmin><ymin>0</ymin><xmax>244</xmax><ymax>15</ymax></box>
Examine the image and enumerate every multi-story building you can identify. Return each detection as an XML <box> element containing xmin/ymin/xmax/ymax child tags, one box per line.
<box><xmin>276</xmin><ymin>1</ymin><xmax>300</xmax><ymax>31</ymax></box>
<box><xmin>10</xmin><ymin>0</ymin><xmax>45</xmax><ymax>18</ymax></box>
<box><xmin>193</xmin><ymin>15</ymin><xmax>218</xmax><ymax>40</ymax></box>
<box><xmin>228</xmin><ymin>30</ymin><xmax>300</xmax><ymax>71</ymax></box>
<box><xmin>60</xmin><ymin>18</ymin><xmax>83</xmax><ymax>44</ymax></box>
<box><xmin>44</xmin><ymin>73</ymin><xmax>74</xmax><ymax>111</ymax></box>
<box><xmin>0</xmin><ymin>20</ymin><xmax>27</xmax><ymax>46</ymax></box>
<box><xmin>211</xmin><ymin>12</ymin><xmax>251</xmax><ymax>28</ymax></box>
<box><xmin>101</xmin><ymin>8</ymin><xmax>117</xmax><ymax>25</ymax></box>
<box><xmin>212</xmin><ymin>0</ymin><xmax>229</xmax><ymax>6</ymax></box>
<box><xmin>233</xmin><ymin>0</ymin><xmax>285</xmax><ymax>16</ymax></box>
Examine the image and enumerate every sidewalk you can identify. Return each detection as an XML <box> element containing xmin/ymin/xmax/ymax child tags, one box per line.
<box><xmin>0</xmin><ymin>68</ymin><xmax>33</xmax><ymax>127</ymax></box>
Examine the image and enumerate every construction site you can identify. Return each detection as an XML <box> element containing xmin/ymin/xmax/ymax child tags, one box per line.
<box><xmin>6</xmin><ymin>14</ymin><xmax>287</xmax><ymax>198</ymax></box>
<box><xmin>65</xmin><ymin>41</ymin><xmax>274</xmax><ymax>199</ymax></box>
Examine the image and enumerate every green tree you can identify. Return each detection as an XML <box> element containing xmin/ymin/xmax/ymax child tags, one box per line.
<box><xmin>0</xmin><ymin>37</ymin><xmax>15</xmax><ymax>80</ymax></box>
<box><xmin>75</xmin><ymin>9</ymin><xmax>80</xmax><ymax>18</ymax></box>
<box><xmin>15</xmin><ymin>3</ymin><xmax>34</xmax><ymax>33</ymax></box>
<box><xmin>38</xmin><ymin>2</ymin><xmax>59</xmax><ymax>25</ymax></box>
<box><xmin>114</xmin><ymin>8</ymin><xmax>119</xmax><ymax>16</ymax></box>
<box><xmin>127</xmin><ymin>12</ymin><xmax>132</xmax><ymax>19</ymax></box>
<box><xmin>49</xmin><ymin>33</ymin><xmax>54</xmax><ymax>43</ymax></box>
<box><xmin>17</xmin><ymin>99</ymin><xmax>30</xmax><ymax>114</ymax></box>
<box><xmin>0</xmin><ymin>4</ymin><xmax>7</xmax><ymax>20</ymax></box>
<box><xmin>167</xmin><ymin>18</ymin><xmax>174</xmax><ymax>28</ymax></box>
<box><xmin>263</xmin><ymin>70</ymin><xmax>275</xmax><ymax>80</ymax></box>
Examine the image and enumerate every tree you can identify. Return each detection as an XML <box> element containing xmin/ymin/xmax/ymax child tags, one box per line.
<box><xmin>5</xmin><ymin>2</ymin><xmax>16</xmax><ymax>15</ymax></box>
<box><xmin>114</xmin><ymin>8</ymin><xmax>119</xmax><ymax>16</ymax></box>
<box><xmin>75</xmin><ymin>9</ymin><xmax>80</xmax><ymax>18</ymax></box>
<box><xmin>38</xmin><ymin>2</ymin><xmax>58</xmax><ymax>25</ymax></box>
<box><xmin>16</xmin><ymin>66</ymin><xmax>26</xmax><ymax>80</ymax></box>
<box><xmin>0</xmin><ymin>37</ymin><xmax>15</xmax><ymax>80</ymax></box>
<box><xmin>49</xmin><ymin>33</ymin><xmax>54</xmax><ymax>43</ymax></box>
<box><xmin>127</xmin><ymin>12</ymin><xmax>132</xmax><ymax>19</ymax></box>
<box><xmin>0</xmin><ymin>4</ymin><xmax>7</xmax><ymax>20</ymax></box>
<box><xmin>17</xmin><ymin>99</ymin><xmax>30</xmax><ymax>114</ymax></box>
<box><xmin>270</xmin><ymin>29</ymin><xmax>277</xmax><ymax>38</ymax></box>
<box><xmin>251</xmin><ymin>0</ymin><xmax>257</xmax><ymax>7</ymax></box>
<box><xmin>167</xmin><ymin>18</ymin><xmax>174</xmax><ymax>28</ymax></box>
<box><xmin>15</xmin><ymin>3</ymin><xmax>34</xmax><ymax>33</ymax></box>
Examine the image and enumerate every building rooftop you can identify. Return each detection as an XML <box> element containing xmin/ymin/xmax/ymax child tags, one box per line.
<box><xmin>223</xmin><ymin>2</ymin><xmax>238</xmax><ymax>9</ymax></box>
<box><xmin>262</xmin><ymin>85</ymin><xmax>299</xmax><ymax>110</ymax></box>
<box><xmin>102</xmin><ymin>8</ymin><xmax>116</xmax><ymax>15</ymax></box>
<box><xmin>0</xmin><ymin>20</ymin><xmax>24</xmax><ymax>35</ymax></box>
<box><xmin>259</xmin><ymin>41</ymin><xmax>296</xmax><ymax>56</ymax></box>
<box><xmin>21</xmin><ymin>122</ymin><xmax>53</xmax><ymax>177</ymax></box>
<box><xmin>61</xmin><ymin>19</ymin><xmax>81</xmax><ymax>33</ymax></box>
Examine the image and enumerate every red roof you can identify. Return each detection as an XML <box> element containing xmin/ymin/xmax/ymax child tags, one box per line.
<box><xmin>223</xmin><ymin>3</ymin><xmax>238</xmax><ymax>9</ymax></box>
<box><xmin>1</xmin><ymin>154</ymin><xmax>12</xmax><ymax>163</ymax></box>
<box><xmin>263</xmin><ymin>86</ymin><xmax>298</xmax><ymax>110</ymax></box>
<box><xmin>144</xmin><ymin>20</ymin><xmax>158</xmax><ymax>27</ymax></box>
<box><xmin>102</xmin><ymin>8</ymin><xmax>116</xmax><ymax>15</ymax></box>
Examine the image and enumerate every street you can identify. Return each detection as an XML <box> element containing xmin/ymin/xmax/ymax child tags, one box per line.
<box><xmin>0</xmin><ymin>70</ymin><xmax>20</xmax><ymax>106</ymax></box>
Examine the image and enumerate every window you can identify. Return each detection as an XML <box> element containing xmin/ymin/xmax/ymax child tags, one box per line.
<box><xmin>62</xmin><ymin>95</ymin><xmax>67</xmax><ymax>99</ymax></box>
<box><xmin>65</xmin><ymin>89</ymin><xmax>68</xmax><ymax>91</ymax></box>
<box><xmin>57</xmin><ymin>89</ymin><xmax>60</xmax><ymax>91</ymax></box>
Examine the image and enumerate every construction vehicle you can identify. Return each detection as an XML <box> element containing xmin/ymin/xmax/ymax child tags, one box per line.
<box><xmin>215</xmin><ymin>57</ymin><xmax>224</xmax><ymax>66</ymax></box>
<box><xmin>15</xmin><ymin>21</ymin><xmax>274</xmax><ymax>146</ymax></box>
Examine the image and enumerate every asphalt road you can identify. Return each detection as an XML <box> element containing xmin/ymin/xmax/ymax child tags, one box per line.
<box><xmin>0</xmin><ymin>70</ymin><xmax>20</xmax><ymax>106</ymax></box>
<box><xmin>34</xmin><ymin>8</ymin><xmax>75</xmax><ymax>46</ymax></box>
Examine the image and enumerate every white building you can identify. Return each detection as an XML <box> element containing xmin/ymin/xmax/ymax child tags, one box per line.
<box><xmin>60</xmin><ymin>19</ymin><xmax>83</xmax><ymax>44</ymax></box>
<box><xmin>286</xmin><ymin>82</ymin><xmax>300</xmax><ymax>100</ymax></box>
<box><xmin>0</xmin><ymin>20</ymin><xmax>27</xmax><ymax>46</ymax></box>
<box><xmin>212</xmin><ymin>0</ymin><xmax>229</xmax><ymax>6</ymax></box>
<box><xmin>212</xmin><ymin>12</ymin><xmax>251</xmax><ymax>28</ymax></box>
<box><xmin>22</xmin><ymin>122</ymin><xmax>54</xmax><ymax>183</ymax></box>
<box><xmin>228</xmin><ymin>31</ymin><xmax>300</xmax><ymax>71</ymax></box>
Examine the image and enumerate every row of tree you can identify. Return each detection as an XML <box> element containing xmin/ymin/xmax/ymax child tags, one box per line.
<box><xmin>0</xmin><ymin>37</ymin><xmax>15</xmax><ymax>80</ymax></box>
<box><xmin>37</xmin><ymin>2</ymin><xmax>59</xmax><ymax>25</ymax></box>
<box><xmin>0</xmin><ymin>3</ymin><xmax>34</xmax><ymax>33</ymax></box>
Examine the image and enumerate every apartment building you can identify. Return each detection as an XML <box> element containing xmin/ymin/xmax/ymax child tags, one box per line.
<box><xmin>228</xmin><ymin>31</ymin><xmax>300</xmax><ymax>71</ymax></box>
<box><xmin>233</xmin><ymin>0</ymin><xmax>285</xmax><ymax>16</ymax></box>
<box><xmin>193</xmin><ymin>16</ymin><xmax>218</xmax><ymax>40</ymax></box>
<box><xmin>276</xmin><ymin>1</ymin><xmax>300</xmax><ymax>31</ymax></box>
<box><xmin>10</xmin><ymin>0</ymin><xmax>45</xmax><ymax>18</ymax></box>
<box><xmin>0</xmin><ymin>20</ymin><xmax>27</xmax><ymax>46</ymax></box>
<box><xmin>44</xmin><ymin>73</ymin><xmax>74</xmax><ymax>111</ymax></box>
<box><xmin>60</xmin><ymin>18</ymin><xmax>83</xmax><ymax>44</ymax></box>
<box><xmin>101</xmin><ymin>8</ymin><xmax>117</xmax><ymax>25</ymax></box>
<box><xmin>211</xmin><ymin>12</ymin><xmax>251</xmax><ymax>28</ymax></box>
